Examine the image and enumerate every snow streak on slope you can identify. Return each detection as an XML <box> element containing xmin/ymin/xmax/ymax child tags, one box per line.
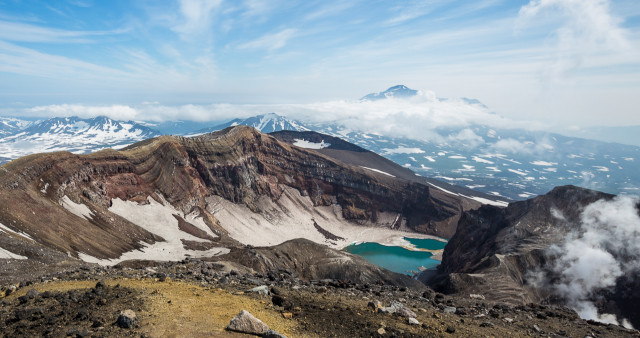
<box><xmin>293</xmin><ymin>139</ymin><xmax>330</xmax><ymax>149</ymax></box>
<box><xmin>78</xmin><ymin>197</ymin><xmax>228</xmax><ymax>266</ymax></box>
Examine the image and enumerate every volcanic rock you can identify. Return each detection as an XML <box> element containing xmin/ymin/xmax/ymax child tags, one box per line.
<box><xmin>226</xmin><ymin>310</ymin><xmax>269</xmax><ymax>335</ymax></box>
<box><xmin>116</xmin><ymin>309</ymin><xmax>137</xmax><ymax>329</ymax></box>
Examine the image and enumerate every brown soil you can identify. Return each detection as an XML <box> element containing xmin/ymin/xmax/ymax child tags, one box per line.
<box><xmin>1</xmin><ymin>279</ymin><xmax>296</xmax><ymax>337</ymax></box>
<box><xmin>2</xmin><ymin>276</ymin><xmax>637</xmax><ymax>338</ymax></box>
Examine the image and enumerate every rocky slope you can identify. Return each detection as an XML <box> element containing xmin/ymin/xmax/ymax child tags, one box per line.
<box><xmin>0</xmin><ymin>126</ymin><xmax>474</xmax><ymax>280</ymax></box>
<box><xmin>425</xmin><ymin>185</ymin><xmax>639</xmax><ymax>329</ymax></box>
<box><xmin>2</xmin><ymin>259</ymin><xmax>637</xmax><ymax>337</ymax></box>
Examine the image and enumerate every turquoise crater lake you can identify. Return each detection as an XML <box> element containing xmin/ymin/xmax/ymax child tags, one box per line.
<box><xmin>344</xmin><ymin>237</ymin><xmax>447</xmax><ymax>275</ymax></box>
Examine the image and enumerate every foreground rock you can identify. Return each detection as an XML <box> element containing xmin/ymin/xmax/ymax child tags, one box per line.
<box><xmin>0</xmin><ymin>261</ymin><xmax>637</xmax><ymax>337</ymax></box>
<box><xmin>116</xmin><ymin>309</ymin><xmax>137</xmax><ymax>329</ymax></box>
<box><xmin>227</xmin><ymin>310</ymin><xmax>269</xmax><ymax>335</ymax></box>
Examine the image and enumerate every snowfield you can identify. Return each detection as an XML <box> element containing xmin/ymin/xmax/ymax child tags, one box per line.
<box><xmin>78</xmin><ymin>196</ymin><xmax>228</xmax><ymax>266</ymax></box>
<box><xmin>209</xmin><ymin>186</ymin><xmax>440</xmax><ymax>248</ymax></box>
<box><xmin>293</xmin><ymin>138</ymin><xmax>331</xmax><ymax>149</ymax></box>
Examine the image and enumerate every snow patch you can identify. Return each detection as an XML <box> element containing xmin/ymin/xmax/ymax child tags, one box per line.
<box><xmin>78</xmin><ymin>196</ymin><xmax>227</xmax><ymax>266</ymax></box>
<box><xmin>209</xmin><ymin>187</ymin><xmax>438</xmax><ymax>248</ymax></box>
<box><xmin>508</xmin><ymin>168</ymin><xmax>528</xmax><ymax>176</ymax></box>
<box><xmin>0</xmin><ymin>247</ymin><xmax>26</xmax><ymax>260</ymax></box>
<box><xmin>427</xmin><ymin>183</ymin><xmax>508</xmax><ymax>207</ymax></box>
<box><xmin>60</xmin><ymin>195</ymin><xmax>94</xmax><ymax>220</ymax></box>
<box><xmin>472</xmin><ymin>156</ymin><xmax>494</xmax><ymax>164</ymax></box>
<box><xmin>293</xmin><ymin>139</ymin><xmax>330</xmax><ymax>149</ymax></box>
<box><xmin>0</xmin><ymin>222</ymin><xmax>34</xmax><ymax>241</ymax></box>
<box><xmin>360</xmin><ymin>166</ymin><xmax>396</xmax><ymax>177</ymax></box>
<box><xmin>531</xmin><ymin>161</ymin><xmax>557</xmax><ymax>166</ymax></box>
<box><xmin>460</xmin><ymin>195</ymin><xmax>509</xmax><ymax>207</ymax></box>
<box><xmin>382</xmin><ymin>147</ymin><xmax>425</xmax><ymax>155</ymax></box>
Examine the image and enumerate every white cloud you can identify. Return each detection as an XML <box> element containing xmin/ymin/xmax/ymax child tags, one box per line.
<box><xmin>491</xmin><ymin>136</ymin><xmax>554</xmax><ymax>155</ymax></box>
<box><xmin>172</xmin><ymin>0</ymin><xmax>222</xmax><ymax>37</ymax></box>
<box><xmin>14</xmin><ymin>90</ymin><xmax>549</xmax><ymax>140</ymax></box>
<box><xmin>0</xmin><ymin>40</ymin><xmax>128</xmax><ymax>80</ymax></box>
<box><xmin>238</xmin><ymin>28</ymin><xmax>297</xmax><ymax>51</ymax></box>
<box><xmin>447</xmin><ymin>128</ymin><xmax>485</xmax><ymax>149</ymax></box>
<box><xmin>0</xmin><ymin>20</ymin><xmax>122</xmax><ymax>43</ymax></box>
<box><xmin>28</xmin><ymin>104</ymin><xmax>140</xmax><ymax>121</ymax></box>
<box><xmin>517</xmin><ymin>0</ymin><xmax>630</xmax><ymax>80</ymax></box>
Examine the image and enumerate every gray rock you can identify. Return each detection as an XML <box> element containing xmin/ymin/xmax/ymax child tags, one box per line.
<box><xmin>377</xmin><ymin>301</ymin><xmax>417</xmax><ymax>318</ymax></box>
<box><xmin>248</xmin><ymin>285</ymin><xmax>269</xmax><ymax>295</ymax></box>
<box><xmin>227</xmin><ymin>310</ymin><xmax>269</xmax><ymax>335</ymax></box>
<box><xmin>395</xmin><ymin>307</ymin><xmax>417</xmax><ymax>319</ymax></box>
<box><xmin>25</xmin><ymin>289</ymin><xmax>39</xmax><ymax>299</ymax></box>
<box><xmin>5</xmin><ymin>285</ymin><xmax>16</xmax><ymax>296</ymax></box>
<box><xmin>368</xmin><ymin>300</ymin><xmax>382</xmax><ymax>310</ymax></box>
<box><xmin>469</xmin><ymin>293</ymin><xmax>485</xmax><ymax>300</ymax></box>
<box><xmin>116</xmin><ymin>309</ymin><xmax>137</xmax><ymax>329</ymax></box>
<box><xmin>443</xmin><ymin>306</ymin><xmax>456</xmax><ymax>314</ymax></box>
<box><xmin>377</xmin><ymin>306</ymin><xmax>394</xmax><ymax>314</ymax></box>
<box><xmin>533</xmin><ymin>324</ymin><xmax>542</xmax><ymax>333</ymax></box>
<box><xmin>262</xmin><ymin>329</ymin><xmax>287</xmax><ymax>338</ymax></box>
<box><xmin>408</xmin><ymin>317</ymin><xmax>420</xmax><ymax>325</ymax></box>
<box><xmin>446</xmin><ymin>326</ymin><xmax>456</xmax><ymax>333</ymax></box>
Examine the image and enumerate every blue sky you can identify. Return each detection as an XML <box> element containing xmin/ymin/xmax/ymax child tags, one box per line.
<box><xmin>1</xmin><ymin>0</ymin><xmax>639</xmax><ymax>126</ymax></box>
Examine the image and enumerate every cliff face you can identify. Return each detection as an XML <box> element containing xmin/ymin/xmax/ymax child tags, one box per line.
<box><xmin>440</xmin><ymin>186</ymin><xmax>610</xmax><ymax>276</ymax></box>
<box><xmin>427</xmin><ymin>185</ymin><xmax>640</xmax><ymax>328</ymax></box>
<box><xmin>0</xmin><ymin>126</ymin><xmax>468</xmax><ymax>267</ymax></box>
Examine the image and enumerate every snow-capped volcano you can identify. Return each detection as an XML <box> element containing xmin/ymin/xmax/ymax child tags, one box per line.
<box><xmin>195</xmin><ymin>113</ymin><xmax>310</xmax><ymax>134</ymax></box>
<box><xmin>0</xmin><ymin>116</ymin><xmax>160</xmax><ymax>163</ymax></box>
<box><xmin>360</xmin><ymin>85</ymin><xmax>419</xmax><ymax>101</ymax></box>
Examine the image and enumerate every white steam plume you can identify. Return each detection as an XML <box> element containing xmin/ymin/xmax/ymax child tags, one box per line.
<box><xmin>544</xmin><ymin>195</ymin><xmax>640</xmax><ymax>328</ymax></box>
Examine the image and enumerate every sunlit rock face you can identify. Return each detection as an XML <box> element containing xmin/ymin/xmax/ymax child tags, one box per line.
<box><xmin>0</xmin><ymin>126</ymin><xmax>471</xmax><ymax>272</ymax></box>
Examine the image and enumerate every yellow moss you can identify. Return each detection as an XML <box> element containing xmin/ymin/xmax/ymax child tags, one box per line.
<box><xmin>7</xmin><ymin>278</ymin><xmax>303</xmax><ymax>337</ymax></box>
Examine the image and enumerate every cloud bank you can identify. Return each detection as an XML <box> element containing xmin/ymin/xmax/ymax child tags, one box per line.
<box><xmin>16</xmin><ymin>90</ymin><xmax>545</xmax><ymax>143</ymax></box>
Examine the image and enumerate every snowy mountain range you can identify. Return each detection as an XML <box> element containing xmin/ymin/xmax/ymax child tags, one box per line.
<box><xmin>194</xmin><ymin>112</ymin><xmax>310</xmax><ymax>134</ymax></box>
<box><xmin>0</xmin><ymin>116</ymin><xmax>159</xmax><ymax>163</ymax></box>
<box><xmin>1</xmin><ymin>86</ymin><xmax>638</xmax><ymax>200</ymax></box>
<box><xmin>185</xmin><ymin>107</ymin><xmax>639</xmax><ymax>201</ymax></box>
<box><xmin>0</xmin><ymin>117</ymin><xmax>32</xmax><ymax>136</ymax></box>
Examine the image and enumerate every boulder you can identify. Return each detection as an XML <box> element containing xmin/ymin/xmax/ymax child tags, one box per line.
<box><xmin>116</xmin><ymin>309</ymin><xmax>137</xmax><ymax>329</ymax></box>
<box><xmin>227</xmin><ymin>310</ymin><xmax>269</xmax><ymax>335</ymax></box>
<box><xmin>248</xmin><ymin>285</ymin><xmax>269</xmax><ymax>296</ymax></box>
